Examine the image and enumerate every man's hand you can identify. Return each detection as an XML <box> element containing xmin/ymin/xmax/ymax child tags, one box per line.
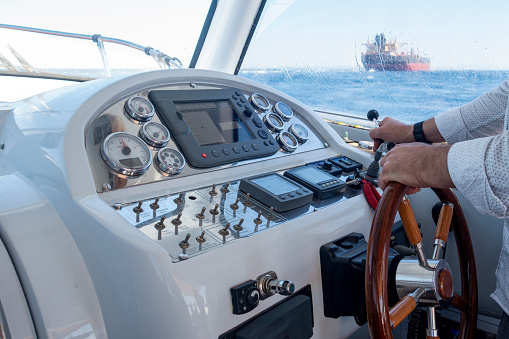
<box><xmin>369</xmin><ymin>117</ymin><xmax>414</xmax><ymax>150</ymax></box>
<box><xmin>378</xmin><ymin>143</ymin><xmax>454</xmax><ymax>194</ymax></box>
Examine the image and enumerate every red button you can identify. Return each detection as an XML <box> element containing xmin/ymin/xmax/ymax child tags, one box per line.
<box><xmin>201</xmin><ymin>153</ymin><xmax>207</xmax><ymax>158</ymax></box>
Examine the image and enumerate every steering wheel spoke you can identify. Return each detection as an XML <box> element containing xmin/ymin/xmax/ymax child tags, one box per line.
<box><xmin>398</xmin><ymin>196</ymin><xmax>429</xmax><ymax>268</ymax></box>
<box><xmin>451</xmin><ymin>292</ymin><xmax>472</xmax><ymax>313</ymax></box>
<box><xmin>389</xmin><ymin>288</ymin><xmax>424</xmax><ymax>329</ymax></box>
<box><xmin>433</xmin><ymin>203</ymin><xmax>454</xmax><ymax>259</ymax></box>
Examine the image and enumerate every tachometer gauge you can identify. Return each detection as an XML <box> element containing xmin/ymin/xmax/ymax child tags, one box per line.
<box><xmin>288</xmin><ymin>123</ymin><xmax>309</xmax><ymax>144</ymax></box>
<box><xmin>140</xmin><ymin>121</ymin><xmax>170</xmax><ymax>148</ymax></box>
<box><xmin>124</xmin><ymin>96</ymin><xmax>155</xmax><ymax>122</ymax></box>
<box><xmin>101</xmin><ymin>132</ymin><xmax>152</xmax><ymax>177</ymax></box>
<box><xmin>155</xmin><ymin>147</ymin><xmax>186</xmax><ymax>176</ymax></box>
<box><xmin>273</xmin><ymin>102</ymin><xmax>293</xmax><ymax>121</ymax></box>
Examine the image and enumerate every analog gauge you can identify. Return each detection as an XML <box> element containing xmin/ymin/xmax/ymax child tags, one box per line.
<box><xmin>124</xmin><ymin>96</ymin><xmax>155</xmax><ymax>122</ymax></box>
<box><xmin>276</xmin><ymin>131</ymin><xmax>298</xmax><ymax>153</ymax></box>
<box><xmin>140</xmin><ymin>121</ymin><xmax>170</xmax><ymax>148</ymax></box>
<box><xmin>155</xmin><ymin>147</ymin><xmax>186</xmax><ymax>176</ymax></box>
<box><xmin>249</xmin><ymin>93</ymin><xmax>270</xmax><ymax>112</ymax></box>
<box><xmin>288</xmin><ymin>123</ymin><xmax>309</xmax><ymax>144</ymax></box>
<box><xmin>263</xmin><ymin>113</ymin><xmax>284</xmax><ymax>132</ymax></box>
<box><xmin>101</xmin><ymin>132</ymin><xmax>152</xmax><ymax>177</ymax></box>
<box><xmin>273</xmin><ymin>102</ymin><xmax>293</xmax><ymax>121</ymax></box>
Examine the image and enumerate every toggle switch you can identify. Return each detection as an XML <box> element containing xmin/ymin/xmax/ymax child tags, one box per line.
<box><xmin>233</xmin><ymin>219</ymin><xmax>244</xmax><ymax>232</ymax></box>
<box><xmin>209</xmin><ymin>203</ymin><xmax>220</xmax><ymax>215</ymax></box>
<box><xmin>242</xmin><ymin>193</ymin><xmax>251</xmax><ymax>207</ymax></box>
<box><xmin>230</xmin><ymin>198</ymin><xmax>241</xmax><ymax>211</ymax></box>
<box><xmin>133</xmin><ymin>201</ymin><xmax>143</xmax><ymax>222</ymax></box>
<box><xmin>196</xmin><ymin>207</ymin><xmax>206</xmax><ymax>219</ymax></box>
<box><xmin>209</xmin><ymin>184</ymin><xmax>218</xmax><ymax>197</ymax></box>
<box><xmin>154</xmin><ymin>216</ymin><xmax>166</xmax><ymax>240</ymax></box>
<box><xmin>219</xmin><ymin>223</ymin><xmax>231</xmax><ymax>237</ymax></box>
<box><xmin>174</xmin><ymin>192</ymin><xmax>184</xmax><ymax>205</ymax></box>
<box><xmin>150</xmin><ymin>198</ymin><xmax>160</xmax><ymax>218</ymax></box>
<box><xmin>220</xmin><ymin>182</ymin><xmax>230</xmax><ymax>194</ymax></box>
<box><xmin>196</xmin><ymin>231</ymin><xmax>206</xmax><ymax>244</ymax></box>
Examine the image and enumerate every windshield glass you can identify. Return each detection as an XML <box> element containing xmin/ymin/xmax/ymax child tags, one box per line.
<box><xmin>0</xmin><ymin>0</ymin><xmax>211</xmax><ymax>79</ymax></box>
<box><xmin>240</xmin><ymin>0</ymin><xmax>509</xmax><ymax>125</ymax></box>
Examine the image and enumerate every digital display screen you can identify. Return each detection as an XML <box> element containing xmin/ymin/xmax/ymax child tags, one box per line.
<box><xmin>119</xmin><ymin>157</ymin><xmax>143</xmax><ymax>167</ymax></box>
<box><xmin>175</xmin><ymin>100</ymin><xmax>254</xmax><ymax>146</ymax></box>
<box><xmin>292</xmin><ymin>166</ymin><xmax>335</xmax><ymax>184</ymax></box>
<box><xmin>252</xmin><ymin>175</ymin><xmax>301</xmax><ymax>196</ymax></box>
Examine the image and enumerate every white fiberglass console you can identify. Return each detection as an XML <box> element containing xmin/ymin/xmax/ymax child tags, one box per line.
<box><xmin>0</xmin><ymin>69</ymin><xmax>377</xmax><ymax>338</ymax></box>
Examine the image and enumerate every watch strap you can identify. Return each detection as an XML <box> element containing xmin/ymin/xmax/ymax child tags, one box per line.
<box><xmin>413</xmin><ymin>121</ymin><xmax>432</xmax><ymax>144</ymax></box>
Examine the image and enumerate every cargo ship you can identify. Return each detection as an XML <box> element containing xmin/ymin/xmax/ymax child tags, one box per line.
<box><xmin>361</xmin><ymin>33</ymin><xmax>430</xmax><ymax>71</ymax></box>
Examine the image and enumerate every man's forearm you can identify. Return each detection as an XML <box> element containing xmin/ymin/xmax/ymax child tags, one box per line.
<box><xmin>423</xmin><ymin>118</ymin><xmax>446</xmax><ymax>143</ymax></box>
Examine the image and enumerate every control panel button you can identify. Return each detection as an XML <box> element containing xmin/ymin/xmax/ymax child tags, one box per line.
<box><xmin>258</xmin><ymin>130</ymin><xmax>268</xmax><ymax>139</ymax></box>
<box><xmin>211</xmin><ymin>150</ymin><xmax>219</xmax><ymax>157</ymax></box>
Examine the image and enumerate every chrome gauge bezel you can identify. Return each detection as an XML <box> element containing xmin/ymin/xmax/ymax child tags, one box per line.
<box><xmin>155</xmin><ymin>147</ymin><xmax>186</xmax><ymax>176</ymax></box>
<box><xmin>273</xmin><ymin>102</ymin><xmax>293</xmax><ymax>121</ymax></box>
<box><xmin>140</xmin><ymin>121</ymin><xmax>171</xmax><ymax>148</ymax></box>
<box><xmin>249</xmin><ymin>93</ymin><xmax>270</xmax><ymax>112</ymax></box>
<box><xmin>276</xmin><ymin>131</ymin><xmax>298</xmax><ymax>153</ymax></box>
<box><xmin>101</xmin><ymin>132</ymin><xmax>153</xmax><ymax>177</ymax></box>
<box><xmin>263</xmin><ymin>113</ymin><xmax>284</xmax><ymax>132</ymax></box>
<box><xmin>288</xmin><ymin>123</ymin><xmax>309</xmax><ymax>144</ymax></box>
<box><xmin>124</xmin><ymin>96</ymin><xmax>155</xmax><ymax>122</ymax></box>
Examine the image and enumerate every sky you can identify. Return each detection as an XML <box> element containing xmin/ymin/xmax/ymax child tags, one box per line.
<box><xmin>244</xmin><ymin>0</ymin><xmax>509</xmax><ymax>70</ymax></box>
<box><xmin>1</xmin><ymin>0</ymin><xmax>508</xmax><ymax>71</ymax></box>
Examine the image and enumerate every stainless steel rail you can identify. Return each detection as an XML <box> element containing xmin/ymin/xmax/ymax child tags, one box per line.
<box><xmin>0</xmin><ymin>23</ymin><xmax>183</xmax><ymax>77</ymax></box>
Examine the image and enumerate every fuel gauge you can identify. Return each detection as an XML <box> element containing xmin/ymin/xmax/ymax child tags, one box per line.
<box><xmin>140</xmin><ymin>121</ymin><xmax>170</xmax><ymax>148</ymax></box>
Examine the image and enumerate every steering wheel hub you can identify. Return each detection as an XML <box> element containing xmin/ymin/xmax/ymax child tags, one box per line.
<box><xmin>395</xmin><ymin>258</ymin><xmax>453</xmax><ymax>306</ymax></box>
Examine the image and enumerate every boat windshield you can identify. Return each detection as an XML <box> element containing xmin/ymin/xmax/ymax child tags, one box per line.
<box><xmin>0</xmin><ymin>1</ymin><xmax>211</xmax><ymax>80</ymax></box>
<box><xmin>240</xmin><ymin>0</ymin><xmax>509</xmax><ymax>125</ymax></box>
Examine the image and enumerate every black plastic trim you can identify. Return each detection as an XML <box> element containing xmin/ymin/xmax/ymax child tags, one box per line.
<box><xmin>189</xmin><ymin>0</ymin><xmax>218</xmax><ymax>69</ymax></box>
<box><xmin>234</xmin><ymin>0</ymin><xmax>267</xmax><ymax>75</ymax></box>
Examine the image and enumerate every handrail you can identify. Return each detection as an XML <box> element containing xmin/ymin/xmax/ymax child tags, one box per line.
<box><xmin>0</xmin><ymin>24</ymin><xmax>183</xmax><ymax>77</ymax></box>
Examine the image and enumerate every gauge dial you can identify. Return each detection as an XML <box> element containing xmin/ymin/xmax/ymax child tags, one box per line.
<box><xmin>124</xmin><ymin>96</ymin><xmax>155</xmax><ymax>122</ymax></box>
<box><xmin>155</xmin><ymin>147</ymin><xmax>186</xmax><ymax>176</ymax></box>
<box><xmin>249</xmin><ymin>93</ymin><xmax>270</xmax><ymax>112</ymax></box>
<box><xmin>276</xmin><ymin>131</ymin><xmax>298</xmax><ymax>153</ymax></box>
<box><xmin>101</xmin><ymin>132</ymin><xmax>152</xmax><ymax>177</ymax></box>
<box><xmin>263</xmin><ymin>113</ymin><xmax>284</xmax><ymax>132</ymax></box>
<box><xmin>273</xmin><ymin>102</ymin><xmax>293</xmax><ymax>121</ymax></box>
<box><xmin>288</xmin><ymin>123</ymin><xmax>309</xmax><ymax>144</ymax></box>
<box><xmin>140</xmin><ymin>121</ymin><xmax>170</xmax><ymax>148</ymax></box>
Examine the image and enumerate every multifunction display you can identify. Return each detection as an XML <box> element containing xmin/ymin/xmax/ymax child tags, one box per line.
<box><xmin>239</xmin><ymin>173</ymin><xmax>313</xmax><ymax>212</ymax></box>
<box><xmin>149</xmin><ymin>89</ymin><xmax>280</xmax><ymax>168</ymax></box>
<box><xmin>175</xmin><ymin>100</ymin><xmax>253</xmax><ymax>146</ymax></box>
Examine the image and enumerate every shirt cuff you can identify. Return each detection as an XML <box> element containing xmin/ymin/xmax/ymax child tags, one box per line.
<box><xmin>435</xmin><ymin>107</ymin><xmax>469</xmax><ymax>144</ymax></box>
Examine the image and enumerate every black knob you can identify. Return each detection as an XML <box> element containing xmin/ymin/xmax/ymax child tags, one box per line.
<box><xmin>367</xmin><ymin>109</ymin><xmax>379</xmax><ymax>121</ymax></box>
<box><xmin>322</xmin><ymin>161</ymin><xmax>333</xmax><ymax>170</ymax></box>
<box><xmin>246</xmin><ymin>287</ymin><xmax>260</xmax><ymax>306</ymax></box>
<box><xmin>244</xmin><ymin>106</ymin><xmax>254</xmax><ymax>117</ymax></box>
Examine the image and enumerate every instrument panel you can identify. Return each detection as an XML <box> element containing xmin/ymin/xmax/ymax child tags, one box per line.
<box><xmin>85</xmin><ymin>84</ymin><xmax>327</xmax><ymax>193</ymax></box>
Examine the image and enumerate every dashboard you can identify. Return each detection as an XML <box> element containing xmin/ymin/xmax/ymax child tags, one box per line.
<box><xmin>0</xmin><ymin>69</ymin><xmax>377</xmax><ymax>338</ymax></box>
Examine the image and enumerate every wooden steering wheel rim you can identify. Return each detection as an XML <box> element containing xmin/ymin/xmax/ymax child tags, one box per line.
<box><xmin>365</xmin><ymin>182</ymin><xmax>478</xmax><ymax>338</ymax></box>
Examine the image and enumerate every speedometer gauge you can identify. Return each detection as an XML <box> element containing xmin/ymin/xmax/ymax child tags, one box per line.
<box><xmin>140</xmin><ymin>121</ymin><xmax>170</xmax><ymax>148</ymax></box>
<box><xmin>124</xmin><ymin>96</ymin><xmax>155</xmax><ymax>122</ymax></box>
<box><xmin>101</xmin><ymin>132</ymin><xmax>152</xmax><ymax>177</ymax></box>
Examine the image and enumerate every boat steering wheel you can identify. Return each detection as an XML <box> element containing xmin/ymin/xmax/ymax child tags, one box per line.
<box><xmin>365</xmin><ymin>182</ymin><xmax>478</xmax><ymax>338</ymax></box>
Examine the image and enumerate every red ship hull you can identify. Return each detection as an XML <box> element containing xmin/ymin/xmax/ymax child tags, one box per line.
<box><xmin>363</xmin><ymin>62</ymin><xmax>430</xmax><ymax>72</ymax></box>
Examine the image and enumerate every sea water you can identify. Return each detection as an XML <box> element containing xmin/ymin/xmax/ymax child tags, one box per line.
<box><xmin>239</xmin><ymin>69</ymin><xmax>509</xmax><ymax>124</ymax></box>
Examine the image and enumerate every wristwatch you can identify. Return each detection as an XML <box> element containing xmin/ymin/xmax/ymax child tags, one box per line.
<box><xmin>413</xmin><ymin>121</ymin><xmax>432</xmax><ymax>144</ymax></box>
